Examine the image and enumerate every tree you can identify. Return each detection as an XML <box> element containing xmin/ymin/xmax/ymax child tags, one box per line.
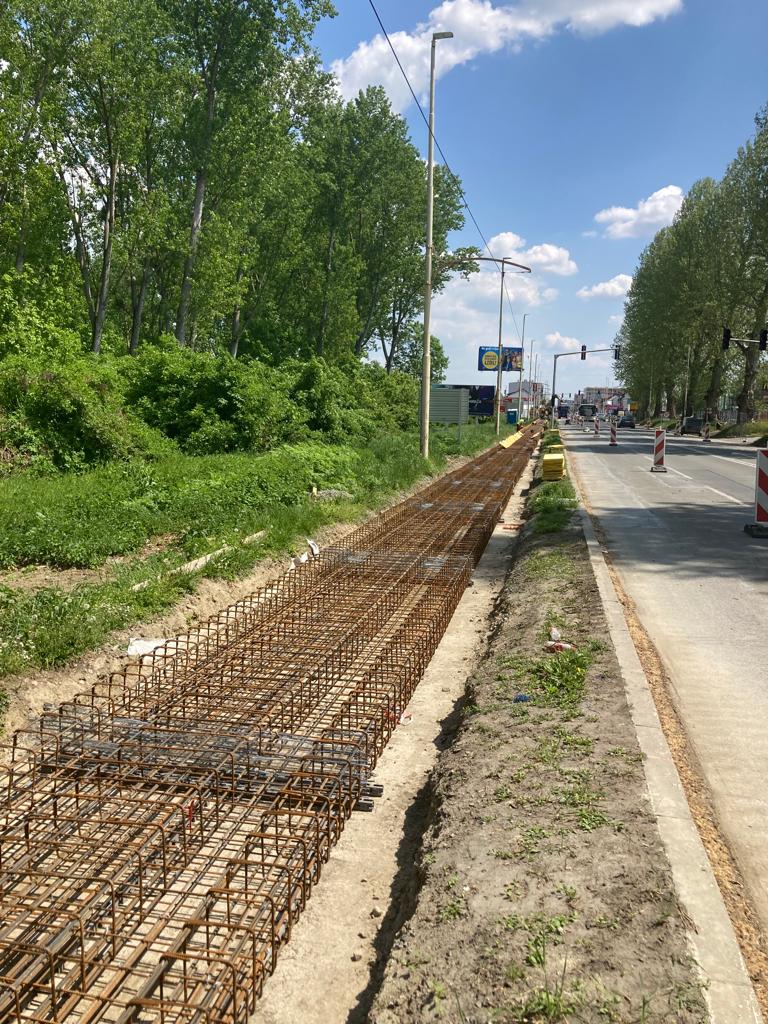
<box><xmin>392</xmin><ymin>324</ymin><xmax>448</xmax><ymax>383</ymax></box>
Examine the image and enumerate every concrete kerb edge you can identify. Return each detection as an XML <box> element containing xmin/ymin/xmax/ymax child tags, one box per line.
<box><xmin>568</xmin><ymin>482</ymin><xmax>761</xmax><ymax>1023</ymax></box>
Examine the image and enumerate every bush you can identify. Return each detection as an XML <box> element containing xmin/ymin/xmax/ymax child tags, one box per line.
<box><xmin>121</xmin><ymin>348</ymin><xmax>302</xmax><ymax>453</ymax></box>
<box><xmin>0</xmin><ymin>354</ymin><xmax>174</xmax><ymax>471</ymax></box>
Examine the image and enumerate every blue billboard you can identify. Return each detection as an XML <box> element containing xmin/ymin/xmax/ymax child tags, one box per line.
<box><xmin>478</xmin><ymin>346</ymin><xmax>523</xmax><ymax>372</ymax></box>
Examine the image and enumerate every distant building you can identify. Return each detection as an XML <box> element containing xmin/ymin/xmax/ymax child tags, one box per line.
<box><xmin>505</xmin><ymin>379</ymin><xmax>544</xmax><ymax>417</ymax></box>
<box><xmin>581</xmin><ymin>386</ymin><xmax>626</xmax><ymax>411</ymax></box>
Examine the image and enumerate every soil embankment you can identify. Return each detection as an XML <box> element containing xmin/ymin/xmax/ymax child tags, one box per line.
<box><xmin>370</xmin><ymin>482</ymin><xmax>707</xmax><ymax>1022</ymax></box>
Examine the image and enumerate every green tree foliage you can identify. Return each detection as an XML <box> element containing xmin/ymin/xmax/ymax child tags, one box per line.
<box><xmin>392</xmin><ymin>324</ymin><xmax>449</xmax><ymax>383</ymax></box>
<box><xmin>0</xmin><ymin>3</ymin><xmax>467</xmax><ymax>373</ymax></box>
<box><xmin>619</xmin><ymin>109</ymin><xmax>768</xmax><ymax>423</ymax></box>
<box><xmin>0</xmin><ymin>3</ymin><xmax>476</xmax><ymax>471</ymax></box>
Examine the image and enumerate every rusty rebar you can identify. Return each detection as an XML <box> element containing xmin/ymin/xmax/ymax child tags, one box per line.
<box><xmin>0</xmin><ymin>429</ymin><xmax>540</xmax><ymax>1023</ymax></box>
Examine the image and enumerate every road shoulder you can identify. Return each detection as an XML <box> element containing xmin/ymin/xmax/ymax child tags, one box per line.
<box><xmin>577</xmin><ymin>503</ymin><xmax>761</xmax><ymax>1024</ymax></box>
<box><xmin>370</xmin><ymin>450</ymin><xmax>726</xmax><ymax>1023</ymax></box>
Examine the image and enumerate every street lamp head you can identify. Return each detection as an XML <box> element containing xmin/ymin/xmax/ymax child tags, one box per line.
<box><xmin>432</xmin><ymin>31</ymin><xmax>454</xmax><ymax>40</ymax></box>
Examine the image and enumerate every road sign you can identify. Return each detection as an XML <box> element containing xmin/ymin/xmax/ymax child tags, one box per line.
<box><xmin>427</xmin><ymin>387</ymin><xmax>469</xmax><ymax>425</ymax></box>
<box><xmin>477</xmin><ymin>346</ymin><xmax>523</xmax><ymax>372</ymax></box>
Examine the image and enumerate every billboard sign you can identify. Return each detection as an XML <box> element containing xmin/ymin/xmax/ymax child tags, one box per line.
<box><xmin>436</xmin><ymin>384</ymin><xmax>495</xmax><ymax>418</ymax></box>
<box><xmin>478</xmin><ymin>346</ymin><xmax>523</xmax><ymax>372</ymax></box>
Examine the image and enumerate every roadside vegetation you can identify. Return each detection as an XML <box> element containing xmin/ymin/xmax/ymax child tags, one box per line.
<box><xmin>617</xmin><ymin>106</ymin><xmax>767</xmax><ymax>425</ymax></box>
<box><xmin>714</xmin><ymin>419</ymin><xmax>768</xmax><ymax>445</ymax></box>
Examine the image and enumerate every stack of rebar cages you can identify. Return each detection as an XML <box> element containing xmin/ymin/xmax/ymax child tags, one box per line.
<box><xmin>0</xmin><ymin>428</ymin><xmax>540</xmax><ymax>1023</ymax></box>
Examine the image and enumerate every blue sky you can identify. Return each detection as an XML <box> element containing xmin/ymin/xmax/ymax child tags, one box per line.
<box><xmin>313</xmin><ymin>1</ymin><xmax>768</xmax><ymax>398</ymax></box>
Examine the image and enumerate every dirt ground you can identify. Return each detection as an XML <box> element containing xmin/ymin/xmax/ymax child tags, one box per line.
<box><xmin>369</xmin><ymin>515</ymin><xmax>707</xmax><ymax>1022</ymax></box>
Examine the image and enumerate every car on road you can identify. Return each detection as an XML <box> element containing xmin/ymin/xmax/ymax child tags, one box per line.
<box><xmin>680</xmin><ymin>416</ymin><xmax>703</xmax><ymax>436</ymax></box>
<box><xmin>617</xmin><ymin>414</ymin><xmax>636</xmax><ymax>428</ymax></box>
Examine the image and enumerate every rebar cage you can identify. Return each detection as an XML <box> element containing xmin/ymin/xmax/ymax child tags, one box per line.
<box><xmin>0</xmin><ymin>428</ymin><xmax>540</xmax><ymax>1023</ymax></box>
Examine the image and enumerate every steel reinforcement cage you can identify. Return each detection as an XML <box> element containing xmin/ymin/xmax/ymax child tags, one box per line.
<box><xmin>0</xmin><ymin>428</ymin><xmax>540</xmax><ymax>1024</ymax></box>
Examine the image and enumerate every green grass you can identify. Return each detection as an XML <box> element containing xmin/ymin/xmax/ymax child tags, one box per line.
<box><xmin>529</xmin><ymin>479</ymin><xmax>578</xmax><ymax>534</ymax></box>
<box><xmin>714</xmin><ymin>419</ymin><xmax>768</xmax><ymax>445</ymax></box>
<box><xmin>0</xmin><ymin>423</ymin><xmax>509</xmax><ymax>681</ymax></box>
<box><xmin>0</xmin><ymin>425</ymin><xmax>509</xmax><ymax>570</ymax></box>
<box><xmin>521</xmin><ymin>548</ymin><xmax>574</xmax><ymax>580</ymax></box>
<box><xmin>539</xmin><ymin>429</ymin><xmax>563</xmax><ymax>453</ymax></box>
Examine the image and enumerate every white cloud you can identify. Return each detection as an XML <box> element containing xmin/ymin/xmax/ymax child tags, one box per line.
<box><xmin>544</xmin><ymin>331</ymin><xmax>581</xmax><ymax>352</ymax></box>
<box><xmin>430</xmin><ymin>256</ymin><xmax>558</xmax><ymax>370</ymax></box>
<box><xmin>577</xmin><ymin>273</ymin><xmax>632</xmax><ymax>299</ymax></box>
<box><xmin>332</xmin><ymin>0</ymin><xmax>682</xmax><ymax>112</ymax></box>
<box><xmin>608</xmin><ymin>313</ymin><xmax>623</xmax><ymax>324</ymax></box>
<box><xmin>488</xmin><ymin>231</ymin><xmax>577</xmax><ymax>276</ymax></box>
<box><xmin>594</xmin><ymin>185</ymin><xmax>684</xmax><ymax>238</ymax></box>
<box><xmin>581</xmin><ymin>229</ymin><xmax>598</xmax><ymax>238</ymax></box>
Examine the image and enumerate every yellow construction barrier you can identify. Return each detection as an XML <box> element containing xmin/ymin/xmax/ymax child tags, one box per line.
<box><xmin>542</xmin><ymin>452</ymin><xmax>565</xmax><ymax>480</ymax></box>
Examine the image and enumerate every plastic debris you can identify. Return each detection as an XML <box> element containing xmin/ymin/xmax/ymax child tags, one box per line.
<box><xmin>513</xmin><ymin>694</ymin><xmax>530</xmax><ymax>703</ymax></box>
<box><xmin>307</xmin><ymin>538</ymin><xmax>320</xmax><ymax>557</ymax></box>
<box><xmin>127</xmin><ymin>638</ymin><xmax>165</xmax><ymax>658</ymax></box>
<box><xmin>545</xmin><ymin>640</ymin><xmax>577</xmax><ymax>653</ymax></box>
<box><xmin>549</xmin><ymin>626</ymin><xmax>562</xmax><ymax>641</ymax></box>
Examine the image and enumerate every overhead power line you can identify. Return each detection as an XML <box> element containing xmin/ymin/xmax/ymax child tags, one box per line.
<box><xmin>366</xmin><ymin>0</ymin><xmax>525</xmax><ymax>342</ymax></box>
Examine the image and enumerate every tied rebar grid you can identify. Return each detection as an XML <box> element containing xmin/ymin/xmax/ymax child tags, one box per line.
<box><xmin>0</xmin><ymin>428</ymin><xmax>540</xmax><ymax>1024</ymax></box>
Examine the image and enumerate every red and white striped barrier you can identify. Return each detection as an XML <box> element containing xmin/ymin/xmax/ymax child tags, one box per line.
<box><xmin>594</xmin><ymin>416</ymin><xmax>600</xmax><ymax>437</ymax></box>
<box><xmin>609</xmin><ymin>421</ymin><xmax>617</xmax><ymax>447</ymax></box>
<box><xmin>651</xmin><ymin>429</ymin><xmax>667</xmax><ymax>473</ymax></box>
<box><xmin>745</xmin><ymin>450</ymin><xmax>768</xmax><ymax>537</ymax></box>
<box><xmin>702</xmin><ymin>422</ymin><xmax>711</xmax><ymax>443</ymax></box>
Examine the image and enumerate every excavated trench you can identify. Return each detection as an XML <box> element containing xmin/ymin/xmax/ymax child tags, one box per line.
<box><xmin>0</xmin><ymin>428</ymin><xmax>540</xmax><ymax>1024</ymax></box>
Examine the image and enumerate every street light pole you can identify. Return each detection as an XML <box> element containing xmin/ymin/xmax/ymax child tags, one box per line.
<box><xmin>495</xmin><ymin>261</ymin><xmax>505</xmax><ymax>435</ymax></box>
<box><xmin>528</xmin><ymin>335</ymin><xmax>535</xmax><ymax>419</ymax></box>
<box><xmin>473</xmin><ymin>256</ymin><xmax>531</xmax><ymax>434</ymax></box>
<box><xmin>516</xmin><ymin>313</ymin><xmax>526</xmax><ymax>425</ymax></box>
<box><xmin>420</xmin><ymin>31</ymin><xmax>453</xmax><ymax>459</ymax></box>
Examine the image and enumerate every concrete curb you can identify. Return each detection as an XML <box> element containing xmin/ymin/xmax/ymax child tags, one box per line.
<box><xmin>574</xmin><ymin>500</ymin><xmax>762</xmax><ymax>1024</ymax></box>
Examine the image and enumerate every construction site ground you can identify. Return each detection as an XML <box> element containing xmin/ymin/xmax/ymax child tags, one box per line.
<box><xmin>0</xmin><ymin>434</ymin><xmax>723</xmax><ymax>1024</ymax></box>
<box><xmin>365</xmin><ymin>486</ymin><xmax>708</xmax><ymax>1024</ymax></box>
<box><xmin>254</xmin><ymin>461</ymin><xmax>710</xmax><ymax>1024</ymax></box>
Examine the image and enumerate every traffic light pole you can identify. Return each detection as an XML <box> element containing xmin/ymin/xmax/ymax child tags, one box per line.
<box><xmin>550</xmin><ymin>347</ymin><xmax>615</xmax><ymax>428</ymax></box>
<box><xmin>722</xmin><ymin>327</ymin><xmax>767</xmax><ymax>351</ymax></box>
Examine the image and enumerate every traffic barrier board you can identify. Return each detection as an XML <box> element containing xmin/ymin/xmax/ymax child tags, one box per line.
<box><xmin>651</xmin><ymin>429</ymin><xmax>667</xmax><ymax>473</ymax></box>
<box><xmin>745</xmin><ymin>450</ymin><xmax>768</xmax><ymax>537</ymax></box>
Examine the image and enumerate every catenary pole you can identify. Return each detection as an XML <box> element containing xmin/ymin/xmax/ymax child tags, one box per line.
<box><xmin>420</xmin><ymin>31</ymin><xmax>452</xmax><ymax>459</ymax></box>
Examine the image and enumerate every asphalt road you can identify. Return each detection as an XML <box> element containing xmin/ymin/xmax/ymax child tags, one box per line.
<box><xmin>565</xmin><ymin>424</ymin><xmax>768</xmax><ymax>929</ymax></box>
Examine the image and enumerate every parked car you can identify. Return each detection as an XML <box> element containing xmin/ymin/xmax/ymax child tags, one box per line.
<box><xmin>617</xmin><ymin>415</ymin><xmax>636</xmax><ymax>428</ymax></box>
<box><xmin>680</xmin><ymin>416</ymin><xmax>703</xmax><ymax>436</ymax></box>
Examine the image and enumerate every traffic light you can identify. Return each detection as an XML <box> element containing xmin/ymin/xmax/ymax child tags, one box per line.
<box><xmin>760</xmin><ymin>329</ymin><xmax>767</xmax><ymax>351</ymax></box>
<box><xmin>580</xmin><ymin>345</ymin><xmax>586</xmax><ymax>361</ymax></box>
<box><xmin>613</xmin><ymin>345</ymin><xmax>621</xmax><ymax>360</ymax></box>
<box><xmin>722</xmin><ymin>327</ymin><xmax>731</xmax><ymax>350</ymax></box>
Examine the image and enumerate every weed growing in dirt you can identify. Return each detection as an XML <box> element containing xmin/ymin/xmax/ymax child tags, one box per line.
<box><xmin>521</xmin><ymin>548</ymin><xmax>573</xmax><ymax>580</ymax></box>
<box><xmin>529</xmin><ymin>648</ymin><xmax>591</xmax><ymax>708</ymax></box>
<box><xmin>438</xmin><ymin>897</ymin><xmax>466</xmax><ymax>922</ymax></box>
<box><xmin>427</xmin><ymin>978</ymin><xmax>447</xmax><ymax>1012</ymax></box>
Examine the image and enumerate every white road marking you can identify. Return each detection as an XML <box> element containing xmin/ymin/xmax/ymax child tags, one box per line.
<box><xmin>706</xmin><ymin>486</ymin><xmax>746</xmax><ymax>505</ymax></box>
<box><xmin>710</xmin><ymin>452</ymin><xmax>757</xmax><ymax>468</ymax></box>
